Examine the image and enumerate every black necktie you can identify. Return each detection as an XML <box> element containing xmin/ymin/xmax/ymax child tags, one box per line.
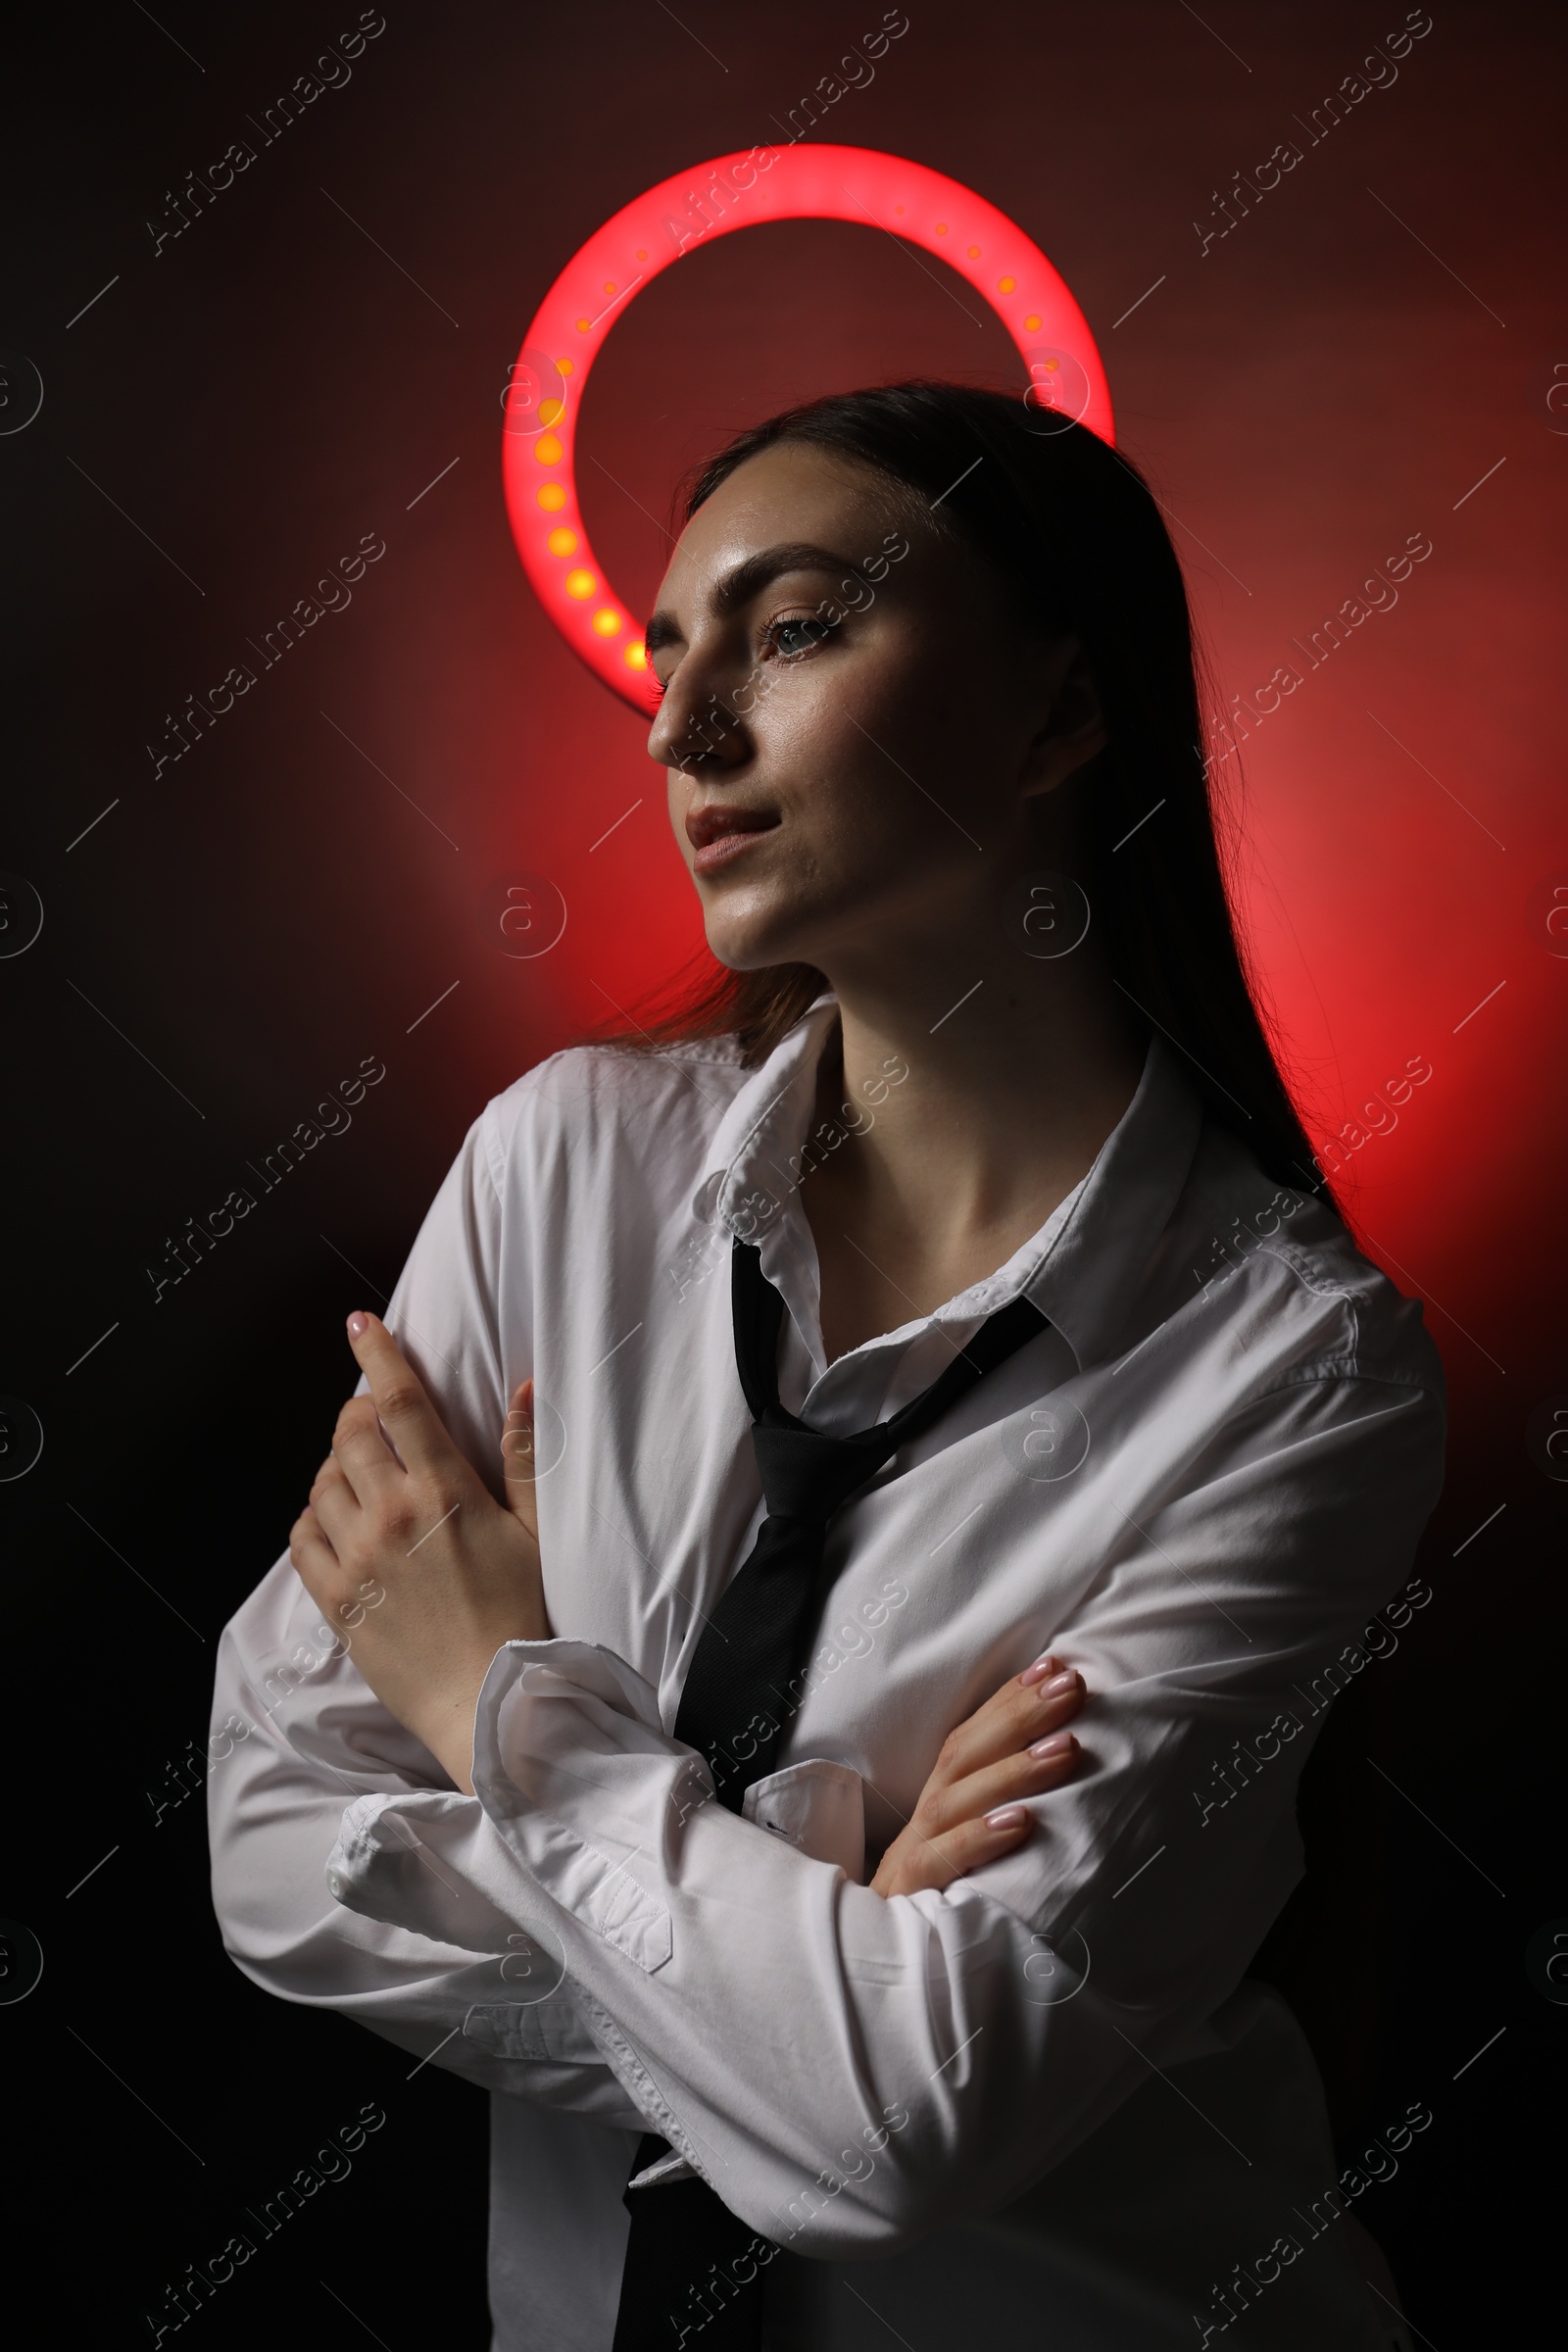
<box><xmin>612</xmin><ymin>1239</ymin><xmax>1049</xmax><ymax>2352</ymax></box>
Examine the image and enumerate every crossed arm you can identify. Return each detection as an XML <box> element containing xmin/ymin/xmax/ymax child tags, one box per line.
<box><xmin>287</xmin><ymin>1309</ymin><xmax>1090</xmax><ymax>1893</ymax></box>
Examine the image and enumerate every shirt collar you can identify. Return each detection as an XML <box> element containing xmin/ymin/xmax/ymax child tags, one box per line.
<box><xmin>1020</xmin><ymin>1035</ymin><xmax>1203</xmax><ymax>1367</ymax></box>
<box><xmin>692</xmin><ymin>996</ymin><xmax>1204</xmax><ymax>1374</ymax></box>
<box><xmin>692</xmin><ymin>991</ymin><xmax>840</xmax><ymax>1236</ymax></box>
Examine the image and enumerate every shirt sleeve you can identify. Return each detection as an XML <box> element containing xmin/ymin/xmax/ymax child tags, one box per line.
<box><xmin>322</xmin><ymin>1363</ymin><xmax>1446</xmax><ymax>2255</ymax></box>
<box><xmin>207</xmin><ymin>1104</ymin><xmax>643</xmax><ymax>2127</ymax></box>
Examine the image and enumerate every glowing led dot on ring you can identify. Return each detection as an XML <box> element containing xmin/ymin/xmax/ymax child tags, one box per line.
<box><xmin>539</xmin><ymin>396</ymin><xmax>564</xmax><ymax>427</ymax></box>
<box><xmin>624</xmin><ymin>642</ymin><xmax>648</xmax><ymax>669</ymax></box>
<box><xmin>999</xmin><ymin>275</ymin><xmax>1015</xmax><ymax>293</ymax></box>
<box><xmin>592</xmin><ymin>609</ymin><xmax>622</xmax><ymax>636</ymax></box>
<box><xmin>537</xmin><ymin>482</ymin><xmax>566</xmax><ymax>512</ymax></box>
<box><xmin>535</xmin><ymin>433</ymin><xmax>563</xmax><ymax>465</ymax></box>
<box><xmin>547</xmin><ymin>526</ymin><xmax>578</xmax><ymax>556</ymax></box>
<box><xmin>557</xmin><ymin>358</ymin><xmax>574</xmax><ymax>373</ymax></box>
<box><xmin>603</xmin><ymin>280</ymin><xmax>615</xmax><ymax>294</ymax></box>
<box><xmin>968</xmin><ymin>244</ymin><xmax>981</xmax><ymax>258</ymax></box>
<box><xmin>565</xmin><ymin>568</ymin><xmax>596</xmax><ymax>599</ymax></box>
<box><xmin>935</xmin><ymin>221</ymin><xmax>948</xmax><ymax>234</ymax></box>
<box><xmin>575</xmin><ymin>316</ymin><xmax>591</xmax><ymax>331</ymax></box>
<box><xmin>1025</xmin><ymin>314</ymin><xmax>1042</xmax><ymax>330</ymax></box>
<box><xmin>635</xmin><ymin>248</ymin><xmax>647</xmax><ymax>260</ymax></box>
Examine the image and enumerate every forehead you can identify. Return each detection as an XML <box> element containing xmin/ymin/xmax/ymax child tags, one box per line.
<box><xmin>657</xmin><ymin>441</ymin><xmax>913</xmax><ymax>610</ymax></box>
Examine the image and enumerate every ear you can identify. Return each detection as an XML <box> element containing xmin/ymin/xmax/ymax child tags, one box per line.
<box><xmin>1019</xmin><ymin>634</ymin><xmax>1107</xmax><ymax>800</ymax></box>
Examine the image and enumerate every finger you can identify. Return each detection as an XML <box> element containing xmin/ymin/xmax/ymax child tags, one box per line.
<box><xmin>288</xmin><ymin>1503</ymin><xmax>340</xmax><ymax>1597</ymax></box>
<box><xmin>308</xmin><ymin>1452</ymin><xmax>360</xmax><ymax>1550</ymax></box>
<box><xmin>291</xmin><ymin>1505</ymin><xmax>384</xmax><ymax>1634</ymax></box>
<box><xmin>926</xmin><ymin>1663</ymin><xmax>1086</xmax><ymax>1791</ymax></box>
<box><xmin>871</xmin><ymin>1804</ymin><xmax>1034</xmax><ymax>1899</ymax></box>
<box><xmin>501</xmin><ymin>1379</ymin><xmax>539</xmax><ymax>1539</ymax></box>
<box><xmin>914</xmin><ymin>1734</ymin><xmax>1081</xmax><ymax>1838</ymax></box>
<box><xmin>345</xmin><ymin>1312</ymin><xmax>457</xmax><ymax>1480</ymax></box>
<box><xmin>330</xmin><ymin>1394</ymin><xmax>403</xmax><ymax>1503</ymax></box>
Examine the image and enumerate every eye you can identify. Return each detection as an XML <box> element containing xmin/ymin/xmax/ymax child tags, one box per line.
<box><xmin>763</xmin><ymin>613</ymin><xmax>834</xmax><ymax>662</ymax></box>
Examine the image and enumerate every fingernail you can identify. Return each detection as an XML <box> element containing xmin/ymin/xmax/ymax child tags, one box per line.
<box><xmin>1038</xmin><ymin>1669</ymin><xmax>1079</xmax><ymax>1700</ymax></box>
<box><xmin>985</xmin><ymin>1804</ymin><xmax>1029</xmax><ymax>1829</ymax></box>
<box><xmin>1017</xmin><ymin>1654</ymin><xmax>1058</xmax><ymax>1686</ymax></box>
<box><xmin>1030</xmin><ymin>1732</ymin><xmax>1076</xmax><ymax>1759</ymax></box>
<box><xmin>346</xmin><ymin>1312</ymin><xmax>368</xmax><ymax>1339</ymax></box>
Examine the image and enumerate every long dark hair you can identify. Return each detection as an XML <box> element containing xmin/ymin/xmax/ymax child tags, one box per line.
<box><xmin>606</xmin><ymin>380</ymin><xmax>1332</xmax><ymax>1205</ymax></box>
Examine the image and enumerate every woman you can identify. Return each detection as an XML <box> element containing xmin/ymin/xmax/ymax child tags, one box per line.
<box><xmin>209</xmin><ymin>384</ymin><xmax>1444</xmax><ymax>2350</ymax></box>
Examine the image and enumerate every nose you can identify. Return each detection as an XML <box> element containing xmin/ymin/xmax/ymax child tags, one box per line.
<box><xmin>646</xmin><ymin>656</ymin><xmax>751</xmax><ymax>776</ymax></box>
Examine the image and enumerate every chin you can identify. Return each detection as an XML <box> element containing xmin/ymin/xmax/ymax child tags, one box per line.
<box><xmin>705</xmin><ymin>929</ymin><xmax>805</xmax><ymax>974</ymax></box>
<box><xmin>700</xmin><ymin>890</ymin><xmax>811</xmax><ymax>974</ymax></box>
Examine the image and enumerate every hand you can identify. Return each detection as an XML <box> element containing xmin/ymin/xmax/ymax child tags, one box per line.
<box><xmin>869</xmin><ymin>1656</ymin><xmax>1086</xmax><ymax>1898</ymax></box>
<box><xmin>289</xmin><ymin>1311</ymin><xmax>551</xmax><ymax>1793</ymax></box>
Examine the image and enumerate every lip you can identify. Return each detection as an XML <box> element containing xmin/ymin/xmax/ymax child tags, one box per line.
<box><xmin>686</xmin><ymin>802</ymin><xmax>780</xmax><ymax>877</ymax></box>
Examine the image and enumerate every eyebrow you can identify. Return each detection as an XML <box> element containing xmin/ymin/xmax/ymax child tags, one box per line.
<box><xmin>643</xmin><ymin>541</ymin><xmax>865</xmax><ymax>657</ymax></box>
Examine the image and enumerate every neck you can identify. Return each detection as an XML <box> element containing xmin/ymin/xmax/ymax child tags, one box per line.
<box><xmin>799</xmin><ymin>930</ymin><xmax>1147</xmax><ymax>1350</ymax></box>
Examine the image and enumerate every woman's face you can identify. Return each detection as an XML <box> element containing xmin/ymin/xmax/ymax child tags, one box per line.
<box><xmin>645</xmin><ymin>440</ymin><xmax>1103</xmax><ymax>986</ymax></box>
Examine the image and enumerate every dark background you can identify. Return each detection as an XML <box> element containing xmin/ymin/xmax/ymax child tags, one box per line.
<box><xmin>2</xmin><ymin>2</ymin><xmax>1562</xmax><ymax>2342</ymax></box>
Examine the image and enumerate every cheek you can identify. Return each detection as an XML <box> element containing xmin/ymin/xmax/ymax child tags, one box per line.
<box><xmin>777</xmin><ymin>662</ymin><xmax>952</xmax><ymax>851</ymax></box>
<box><xmin>827</xmin><ymin>637</ymin><xmax>1007</xmax><ymax>828</ymax></box>
<box><xmin>778</xmin><ymin>765</ymin><xmax>922</xmax><ymax>905</ymax></box>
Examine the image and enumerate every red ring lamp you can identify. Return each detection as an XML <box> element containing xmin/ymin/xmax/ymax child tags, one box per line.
<box><xmin>503</xmin><ymin>143</ymin><xmax>1113</xmax><ymax>710</ymax></box>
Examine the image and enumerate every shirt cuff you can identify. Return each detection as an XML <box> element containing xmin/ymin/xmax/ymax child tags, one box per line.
<box><xmin>326</xmin><ymin>1640</ymin><xmax>683</xmax><ymax>1978</ymax></box>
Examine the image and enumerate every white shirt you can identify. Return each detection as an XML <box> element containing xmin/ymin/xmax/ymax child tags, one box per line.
<box><xmin>208</xmin><ymin>1002</ymin><xmax>1444</xmax><ymax>2351</ymax></box>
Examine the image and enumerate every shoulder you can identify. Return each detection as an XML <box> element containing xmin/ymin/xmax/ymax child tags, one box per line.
<box><xmin>474</xmin><ymin>1038</ymin><xmax>751</xmax><ymax>1199</ymax></box>
<box><xmin>1176</xmin><ymin>1121</ymin><xmax>1446</xmax><ymax>1405</ymax></box>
